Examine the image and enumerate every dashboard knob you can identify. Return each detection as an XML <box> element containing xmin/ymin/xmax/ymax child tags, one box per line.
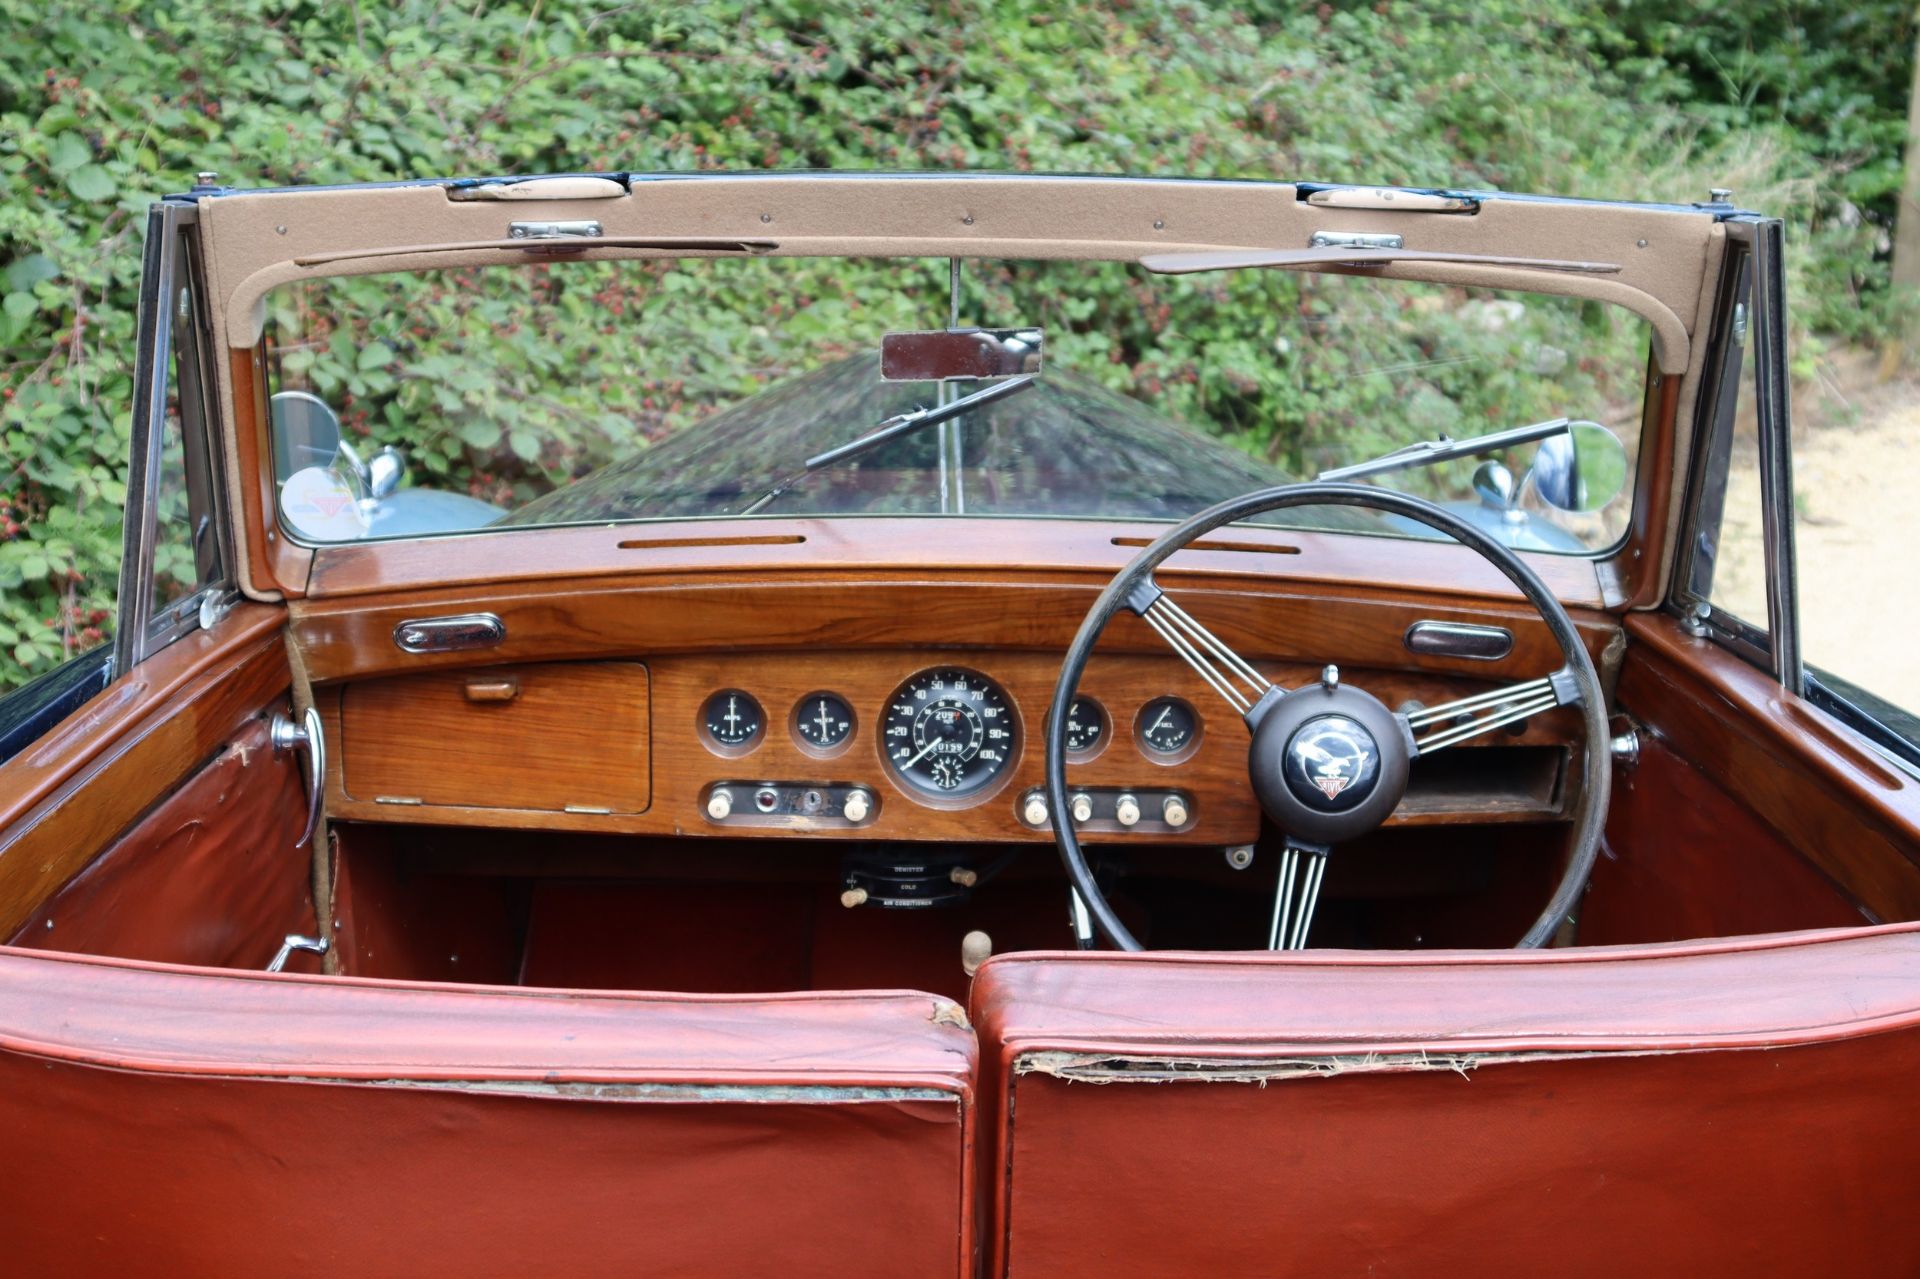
<box><xmin>1022</xmin><ymin>793</ymin><xmax>1050</xmax><ymax>827</ymax></box>
<box><xmin>843</xmin><ymin>790</ymin><xmax>872</xmax><ymax>823</ymax></box>
<box><xmin>1162</xmin><ymin>795</ymin><xmax>1190</xmax><ymax>826</ymax></box>
<box><xmin>1069</xmin><ymin>792</ymin><xmax>1094</xmax><ymax>824</ymax></box>
<box><xmin>840</xmin><ymin>886</ymin><xmax>869</xmax><ymax>909</ymax></box>
<box><xmin>1115</xmin><ymin>794</ymin><xmax>1141</xmax><ymax>827</ymax></box>
<box><xmin>706</xmin><ymin>788</ymin><xmax>734</xmax><ymax>821</ymax></box>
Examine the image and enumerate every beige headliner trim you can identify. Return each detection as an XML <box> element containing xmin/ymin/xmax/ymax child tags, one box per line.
<box><xmin>197</xmin><ymin>175</ymin><xmax>1726</xmax><ymax>602</ymax></box>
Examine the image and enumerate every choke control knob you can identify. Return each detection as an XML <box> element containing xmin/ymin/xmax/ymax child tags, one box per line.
<box><xmin>1162</xmin><ymin>795</ymin><xmax>1190</xmax><ymax>826</ymax></box>
<box><xmin>706</xmin><ymin>788</ymin><xmax>734</xmax><ymax>821</ymax></box>
<box><xmin>1022</xmin><ymin>792</ymin><xmax>1050</xmax><ymax>826</ymax></box>
<box><xmin>1069</xmin><ymin>792</ymin><xmax>1094</xmax><ymax>824</ymax></box>
<box><xmin>1115</xmin><ymin>794</ymin><xmax>1141</xmax><ymax>827</ymax></box>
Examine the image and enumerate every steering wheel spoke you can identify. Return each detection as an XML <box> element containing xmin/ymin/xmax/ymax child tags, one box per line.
<box><xmin>1268</xmin><ymin>838</ymin><xmax>1332</xmax><ymax>950</ymax></box>
<box><xmin>1127</xmin><ymin>578</ymin><xmax>1273</xmax><ymax>718</ymax></box>
<box><xmin>1401</xmin><ymin>668</ymin><xmax>1583</xmax><ymax>755</ymax></box>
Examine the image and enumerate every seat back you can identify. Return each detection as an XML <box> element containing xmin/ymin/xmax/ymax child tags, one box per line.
<box><xmin>971</xmin><ymin>926</ymin><xmax>1920</xmax><ymax>1278</ymax></box>
<box><xmin>0</xmin><ymin>952</ymin><xmax>976</xmax><ymax>1277</ymax></box>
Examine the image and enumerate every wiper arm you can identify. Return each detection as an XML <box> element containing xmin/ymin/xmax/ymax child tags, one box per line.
<box><xmin>1317</xmin><ymin>418</ymin><xmax>1569</xmax><ymax>483</ymax></box>
<box><xmin>740</xmin><ymin>376</ymin><xmax>1037</xmax><ymax>515</ymax></box>
<box><xmin>802</xmin><ymin>375</ymin><xmax>1036</xmax><ymax>471</ymax></box>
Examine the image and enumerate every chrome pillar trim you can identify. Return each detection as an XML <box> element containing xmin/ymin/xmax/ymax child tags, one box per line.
<box><xmin>1749</xmin><ymin>218</ymin><xmax>1803</xmax><ymax>694</ymax></box>
<box><xmin>266</xmin><ymin>933</ymin><xmax>329</xmax><ymax>973</ymax></box>
<box><xmin>113</xmin><ymin>206</ymin><xmax>184</xmax><ymax>677</ymax></box>
<box><xmin>271</xmin><ymin>707</ymin><xmax>325</xmax><ymax>849</ymax></box>
<box><xmin>1403</xmin><ymin>620</ymin><xmax>1515</xmax><ymax>661</ymax></box>
<box><xmin>392</xmin><ymin>612</ymin><xmax>506</xmax><ymax>654</ymax></box>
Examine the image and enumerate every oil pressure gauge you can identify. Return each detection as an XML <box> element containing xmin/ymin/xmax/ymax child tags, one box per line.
<box><xmin>793</xmin><ymin>691</ymin><xmax>855</xmax><ymax>756</ymax></box>
<box><xmin>1063</xmin><ymin>696</ymin><xmax>1109</xmax><ymax>760</ymax></box>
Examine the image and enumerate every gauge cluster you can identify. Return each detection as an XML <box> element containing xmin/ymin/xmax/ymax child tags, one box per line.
<box><xmin>688</xmin><ymin>662</ymin><xmax>1217</xmax><ymax>831</ymax></box>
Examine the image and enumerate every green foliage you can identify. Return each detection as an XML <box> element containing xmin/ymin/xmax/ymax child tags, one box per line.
<box><xmin>1</xmin><ymin>0</ymin><xmax>1912</xmax><ymax>690</ymax></box>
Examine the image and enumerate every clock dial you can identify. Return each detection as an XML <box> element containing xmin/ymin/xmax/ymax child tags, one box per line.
<box><xmin>1137</xmin><ymin>696</ymin><xmax>1199</xmax><ymax>756</ymax></box>
<box><xmin>700</xmin><ymin>689</ymin><xmax>765</xmax><ymax>753</ymax></box>
<box><xmin>793</xmin><ymin>692</ymin><xmax>855</xmax><ymax>754</ymax></box>
<box><xmin>881</xmin><ymin>667</ymin><xmax>1018</xmax><ymax>802</ymax></box>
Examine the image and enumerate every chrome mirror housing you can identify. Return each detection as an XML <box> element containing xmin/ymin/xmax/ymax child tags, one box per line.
<box><xmin>1529</xmin><ymin>421</ymin><xmax>1628</xmax><ymax>513</ymax></box>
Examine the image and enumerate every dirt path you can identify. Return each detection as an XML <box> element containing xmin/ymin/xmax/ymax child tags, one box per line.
<box><xmin>1717</xmin><ymin>350</ymin><xmax>1920</xmax><ymax>712</ymax></box>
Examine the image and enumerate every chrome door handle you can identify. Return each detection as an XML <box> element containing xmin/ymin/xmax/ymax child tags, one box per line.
<box><xmin>271</xmin><ymin>706</ymin><xmax>325</xmax><ymax>848</ymax></box>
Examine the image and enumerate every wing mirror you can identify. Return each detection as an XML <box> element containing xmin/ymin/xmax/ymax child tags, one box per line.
<box><xmin>1529</xmin><ymin>420</ymin><xmax>1629</xmax><ymax>513</ymax></box>
<box><xmin>269</xmin><ymin>390</ymin><xmax>343</xmax><ymax>485</ymax></box>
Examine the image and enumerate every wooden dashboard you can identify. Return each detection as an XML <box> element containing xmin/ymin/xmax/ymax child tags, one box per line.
<box><xmin>294</xmin><ymin>520</ymin><xmax>1610</xmax><ymax>847</ymax></box>
<box><xmin>317</xmin><ymin>647</ymin><xmax>1585</xmax><ymax>845</ymax></box>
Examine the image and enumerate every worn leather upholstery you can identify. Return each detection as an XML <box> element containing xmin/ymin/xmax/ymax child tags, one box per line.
<box><xmin>0</xmin><ymin>952</ymin><xmax>977</xmax><ymax>1276</ymax></box>
<box><xmin>971</xmin><ymin>924</ymin><xmax>1920</xmax><ymax>1277</ymax></box>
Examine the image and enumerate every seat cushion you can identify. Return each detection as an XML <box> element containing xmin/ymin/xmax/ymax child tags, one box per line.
<box><xmin>0</xmin><ymin>950</ymin><xmax>977</xmax><ymax>1277</ymax></box>
<box><xmin>971</xmin><ymin>925</ymin><xmax>1920</xmax><ymax>1278</ymax></box>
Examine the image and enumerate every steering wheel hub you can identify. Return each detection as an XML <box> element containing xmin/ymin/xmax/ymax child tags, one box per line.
<box><xmin>1247</xmin><ymin>684</ymin><xmax>1411</xmax><ymax>845</ymax></box>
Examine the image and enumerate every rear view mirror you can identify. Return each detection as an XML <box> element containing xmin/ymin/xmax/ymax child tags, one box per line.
<box><xmin>269</xmin><ymin>390</ymin><xmax>343</xmax><ymax>485</ymax></box>
<box><xmin>880</xmin><ymin>328</ymin><xmax>1043</xmax><ymax>382</ymax></box>
<box><xmin>1530</xmin><ymin>421</ymin><xmax>1628</xmax><ymax>513</ymax></box>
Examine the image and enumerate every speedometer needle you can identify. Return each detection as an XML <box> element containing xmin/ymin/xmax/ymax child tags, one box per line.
<box><xmin>901</xmin><ymin>738</ymin><xmax>943</xmax><ymax>769</ymax></box>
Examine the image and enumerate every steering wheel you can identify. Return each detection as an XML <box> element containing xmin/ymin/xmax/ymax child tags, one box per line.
<box><xmin>1046</xmin><ymin>483</ymin><xmax>1611</xmax><ymax>952</ymax></box>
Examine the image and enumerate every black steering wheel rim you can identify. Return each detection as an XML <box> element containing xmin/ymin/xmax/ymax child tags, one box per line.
<box><xmin>1046</xmin><ymin>482</ymin><xmax>1611</xmax><ymax>952</ymax></box>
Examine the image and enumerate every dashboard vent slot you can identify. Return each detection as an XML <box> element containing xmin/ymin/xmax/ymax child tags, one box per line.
<box><xmin>1111</xmin><ymin>536</ymin><xmax>1300</xmax><ymax>556</ymax></box>
<box><xmin>618</xmin><ymin>533</ymin><xmax>807</xmax><ymax>551</ymax></box>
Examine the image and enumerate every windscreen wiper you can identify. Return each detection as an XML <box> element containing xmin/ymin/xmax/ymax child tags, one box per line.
<box><xmin>1317</xmin><ymin>417</ymin><xmax>1569</xmax><ymax>483</ymax></box>
<box><xmin>740</xmin><ymin>375</ymin><xmax>1036</xmax><ymax>515</ymax></box>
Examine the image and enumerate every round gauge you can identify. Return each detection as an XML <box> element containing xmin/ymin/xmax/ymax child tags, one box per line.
<box><xmin>1136</xmin><ymin>696</ymin><xmax>1200</xmax><ymax>759</ymax></box>
<box><xmin>700</xmin><ymin>689</ymin><xmax>765</xmax><ymax>754</ymax></box>
<box><xmin>792</xmin><ymin>691</ymin><xmax>855</xmax><ymax>756</ymax></box>
<box><xmin>881</xmin><ymin>667</ymin><xmax>1019</xmax><ymax>802</ymax></box>
<box><xmin>1063</xmin><ymin>696</ymin><xmax>1109</xmax><ymax>760</ymax></box>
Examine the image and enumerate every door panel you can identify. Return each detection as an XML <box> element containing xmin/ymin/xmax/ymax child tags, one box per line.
<box><xmin>972</xmin><ymin>928</ymin><xmax>1920</xmax><ymax>1277</ymax></box>
<box><xmin>7</xmin><ymin>716</ymin><xmax>314</xmax><ymax>968</ymax></box>
<box><xmin>0</xmin><ymin>604</ymin><xmax>290</xmax><ymax>936</ymax></box>
<box><xmin>1616</xmin><ymin>613</ymin><xmax>1920</xmax><ymax>923</ymax></box>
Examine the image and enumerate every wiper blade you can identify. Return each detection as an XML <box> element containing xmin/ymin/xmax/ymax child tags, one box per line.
<box><xmin>1317</xmin><ymin>418</ymin><xmax>1569</xmax><ymax>483</ymax></box>
<box><xmin>739</xmin><ymin>375</ymin><xmax>1037</xmax><ymax>515</ymax></box>
<box><xmin>802</xmin><ymin>375</ymin><xmax>1036</xmax><ymax>471</ymax></box>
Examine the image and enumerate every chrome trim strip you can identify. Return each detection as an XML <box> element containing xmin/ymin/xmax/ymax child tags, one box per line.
<box><xmin>392</xmin><ymin>612</ymin><xmax>507</xmax><ymax>654</ymax></box>
<box><xmin>1403</xmin><ymin>620</ymin><xmax>1514</xmax><ymax>661</ymax></box>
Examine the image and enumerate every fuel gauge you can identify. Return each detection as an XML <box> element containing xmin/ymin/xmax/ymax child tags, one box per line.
<box><xmin>1136</xmin><ymin>696</ymin><xmax>1200</xmax><ymax>761</ymax></box>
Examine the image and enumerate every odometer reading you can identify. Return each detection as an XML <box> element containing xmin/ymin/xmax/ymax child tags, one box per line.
<box><xmin>882</xmin><ymin>667</ymin><xmax>1018</xmax><ymax>801</ymax></box>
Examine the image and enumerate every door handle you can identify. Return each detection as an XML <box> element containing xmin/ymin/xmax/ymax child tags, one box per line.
<box><xmin>270</xmin><ymin>706</ymin><xmax>325</xmax><ymax>848</ymax></box>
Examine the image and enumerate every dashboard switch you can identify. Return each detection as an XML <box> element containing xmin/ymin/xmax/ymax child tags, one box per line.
<box><xmin>1162</xmin><ymin>795</ymin><xmax>1190</xmax><ymax>826</ymax></box>
<box><xmin>1115</xmin><ymin>794</ymin><xmax>1142</xmax><ymax>827</ymax></box>
<box><xmin>1022</xmin><ymin>792</ymin><xmax>1050</xmax><ymax>827</ymax></box>
<box><xmin>706</xmin><ymin>788</ymin><xmax>734</xmax><ymax>821</ymax></box>
<box><xmin>1069</xmin><ymin>792</ymin><xmax>1094</xmax><ymax>824</ymax></box>
<box><xmin>843</xmin><ymin>790</ymin><xmax>872</xmax><ymax>823</ymax></box>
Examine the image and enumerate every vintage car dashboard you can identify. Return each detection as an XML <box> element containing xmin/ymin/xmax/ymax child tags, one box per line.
<box><xmin>317</xmin><ymin>646</ymin><xmax>1583</xmax><ymax>846</ymax></box>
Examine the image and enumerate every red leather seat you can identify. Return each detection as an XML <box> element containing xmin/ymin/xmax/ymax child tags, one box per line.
<box><xmin>0</xmin><ymin>951</ymin><xmax>977</xmax><ymax>1277</ymax></box>
<box><xmin>970</xmin><ymin>925</ymin><xmax>1920</xmax><ymax>1278</ymax></box>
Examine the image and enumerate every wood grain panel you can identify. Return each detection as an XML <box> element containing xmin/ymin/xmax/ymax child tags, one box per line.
<box><xmin>1619</xmin><ymin>614</ymin><xmax>1920</xmax><ymax>921</ymax></box>
<box><xmin>306</xmin><ymin>516</ymin><xmax>1605</xmax><ymax>608</ymax></box>
<box><xmin>321</xmin><ymin>650</ymin><xmax>1583</xmax><ymax>844</ymax></box>
<box><xmin>341</xmin><ymin>662</ymin><xmax>649</xmax><ymax>813</ymax></box>
<box><xmin>289</xmin><ymin>573</ymin><xmax>1618</xmax><ymax>687</ymax></box>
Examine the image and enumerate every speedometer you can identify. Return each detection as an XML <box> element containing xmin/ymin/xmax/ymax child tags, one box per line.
<box><xmin>881</xmin><ymin>667</ymin><xmax>1019</xmax><ymax>802</ymax></box>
